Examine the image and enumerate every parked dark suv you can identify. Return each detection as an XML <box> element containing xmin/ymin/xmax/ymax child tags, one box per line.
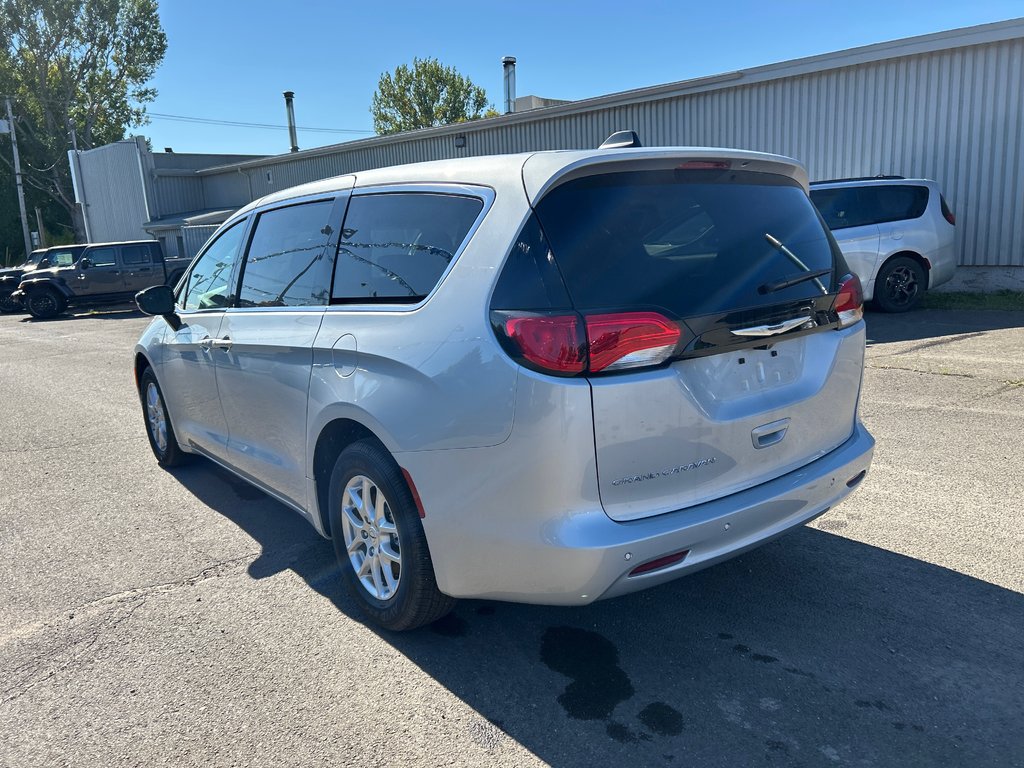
<box><xmin>13</xmin><ymin>240</ymin><xmax>191</xmax><ymax>319</ymax></box>
<box><xmin>0</xmin><ymin>245</ymin><xmax>87</xmax><ymax>313</ymax></box>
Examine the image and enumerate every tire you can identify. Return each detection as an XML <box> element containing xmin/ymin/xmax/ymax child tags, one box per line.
<box><xmin>0</xmin><ymin>295</ymin><xmax>21</xmax><ymax>314</ymax></box>
<box><xmin>139</xmin><ymin>367</ymin><xmax>189</xmax><ymax>467</ymax></box>
<box><xmin>25</xmin><ymin>288</ymin><xmax>66</xmax><ymax>319</ymax></box>
<box><xmin>873</xmin><ymin>256</ymin><xmax>926</xmax><ymax>313</ymax></box>
<box><xmin>328</xmin><ymin>440</ymin><xmax>454</xmax><ymax>631</ymax></box>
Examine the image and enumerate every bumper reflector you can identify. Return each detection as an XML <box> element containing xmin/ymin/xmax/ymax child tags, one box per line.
<box><xmin>628</xmin><ymin>550</ymin><xmax>689</xmax><ymax>577</ymax></box>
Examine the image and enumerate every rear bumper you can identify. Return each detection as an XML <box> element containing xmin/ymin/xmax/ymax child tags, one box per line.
<box><xmin>928</xmin><ymin>241</ymin><xmax>958</xmax><ymax>290</ymax></box>
<box><xmin>409</xmin><ymin>421</ymin><xmax>874</xmax><ymax>605</ymax></box>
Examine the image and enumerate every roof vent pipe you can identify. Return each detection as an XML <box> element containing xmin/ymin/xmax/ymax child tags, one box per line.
<box><xmin>283</xmin><ymin>91</ymin><xmax>299</xmax><ymax>153</ymax></box>
<box><xmin>502</xmin><ymin>57</ymin><xmax>516</xmax><ymax>114</ymax></box>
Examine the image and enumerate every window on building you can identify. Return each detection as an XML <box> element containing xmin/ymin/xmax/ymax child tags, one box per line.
<box><xmin>238</xmin><ymin>200</ymin><xmax>336</xmax><ymax>308</ymax></box>
<box><xmin>333</xmin><ymin>193</ymin><xmax>483</xmax><ymax>303</ymax></box>
<box><xmin>181</xmin><ymin>221</ymin><xmax>247</xmax><ymax>310</ymax></box>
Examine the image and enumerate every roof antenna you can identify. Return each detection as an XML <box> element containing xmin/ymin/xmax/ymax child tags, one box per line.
<box><xmin>599</xmin><ymin>130</ymin><xmax>642</xmax><ymax>149</ymax></box>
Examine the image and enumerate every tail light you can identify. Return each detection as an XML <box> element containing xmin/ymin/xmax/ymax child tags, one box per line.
<box><xmin>834</xmin><ymin>273</ymin><xmax>864</xmax><ymax>328</ymax></box>
<box><xmin>940</xmin><ymin>195</ymin><xmax>956</xmax><ymax>226</ymax></box>
<box><xmin>502</xmin><ymin>314</ymin><xmax>586</xmax><ymax>374</ymax></box>
<box><xmin>677</xmin><ymin>160</ymin><xmax>730</xmax><ymax>170</ymax></box>
<box><xmin>495</xmin><ymin>310</ymin><xmax>685</xmax><ymax>376</ymax></box>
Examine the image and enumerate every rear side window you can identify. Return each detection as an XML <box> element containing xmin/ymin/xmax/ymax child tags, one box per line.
<box><xmin>862</xmin><ymin>185</ymin><xmax>929</xmax><ymax>224</ymax></box>
<box><xmin>121</xmin><ymin>245</ymin><xmax>150</xmax><ymax>265</ymax></box>
<box><xmin>810</xmin><ymin>188</ymin><xmax>874</xmax><ymax>230</ymax></box>
<box><xmin>238</xmin><ymin>200</ymin><xmax>335</xmax><ymax>308</ymax></box>
<box><xmin>333</xmin><ymin>193</ymin><xmax>482</xmax><ymax>303</ymax></box>
<box><xmin>533</xmin><ymin>169</ymin><xmax>838</xmax><ymax>318</ymax></box>
<box><xmin>812</xmin><ymin>184</ymin><xmax>929</xmax><ymax>229</ymax></box>
<box><xmin>87</xmin><ymin>248</ymin><xmax>117</xmax><ymax>267</ymax></box>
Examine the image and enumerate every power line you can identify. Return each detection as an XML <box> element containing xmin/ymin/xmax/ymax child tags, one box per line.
<box><xmin>148</xmin><ymin>111</ymin><xmax>374</xmax><ymax>135</ymax></box>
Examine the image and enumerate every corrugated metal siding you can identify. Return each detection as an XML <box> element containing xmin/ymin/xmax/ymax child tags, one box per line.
<box><xmin>200</xmin><ymin>37</ymin><xmax>1024</xmax><ymax>268</ymax></box>
<box><xmin>202</xmin><ymin>172</ymin><xmax>251</xmax><ymax>209</ymax></box>
<box><xmin>76</xmin><ymin>140</ymin><xmax>150</xmax><ymax>242</ymax></box>
<box><xmin>182</xmin><ymin>224</ymin><xmax>219</xmax><ymax>258</ymax></box>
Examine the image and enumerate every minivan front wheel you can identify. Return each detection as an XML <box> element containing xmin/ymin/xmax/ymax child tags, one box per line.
<box><xmin>328</xmin><ymin>440</ymin><xmax>454</xmax><ymax>631</ymax></box>
<box><xmin>874</xmin><ymin>256</ymin><xmax>926</xmax><ymax>312</ymax></box>
<box><xmin>139</xmin><ymin>368</ymin><xmax>188</xmax><ymax>467</ymax></box>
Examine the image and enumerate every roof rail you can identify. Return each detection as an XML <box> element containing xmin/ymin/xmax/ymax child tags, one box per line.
<box><xmin>810</xmin><ymin>175</ymin><xmax>906</xmax><ymax>185</ymax></box>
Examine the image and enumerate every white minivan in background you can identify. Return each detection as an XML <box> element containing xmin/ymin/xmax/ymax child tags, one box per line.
<box><xmin>810</xmin><ymin>177</ymin><xmax>957</xmax><ymax>312</ymax></box>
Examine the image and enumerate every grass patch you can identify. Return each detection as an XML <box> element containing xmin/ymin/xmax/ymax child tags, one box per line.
<box><xmin>921</xmin><ymin>290</ymin><xmax>1024</xmax><ymax>311</ymax></box>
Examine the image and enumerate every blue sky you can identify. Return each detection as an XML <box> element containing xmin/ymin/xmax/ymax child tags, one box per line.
<box><xmin>143</xmin><ymin>0</ymin><xmax>1023</xmax><ymax>157</ymax></box>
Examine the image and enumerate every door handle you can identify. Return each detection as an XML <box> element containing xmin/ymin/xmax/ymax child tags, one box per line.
<box><xmin>210</xmin><ymin>337</ymin><xmax>233</xmax><ymax>350</ymax></box>
<box><xmin>752</xmin><ymin>418</ymin><xmax>790</xmax><ymax>449</ymax></box>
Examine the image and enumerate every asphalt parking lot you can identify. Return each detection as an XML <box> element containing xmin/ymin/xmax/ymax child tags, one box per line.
<box><xmin>1</xmin><ymin>306</ymin><xmax>1022</xmax><ymax>767</ymax></box>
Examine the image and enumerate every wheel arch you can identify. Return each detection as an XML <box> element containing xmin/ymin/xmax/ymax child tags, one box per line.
<box><xmin>312</xmin><ymin>418</ymin><xmax>393</xmax><ymax>538</ymax></box>
<box><xmin>22</xmin><ymin>278</ymin><xmax>72</xmax><ymax>299</ymax></box>
<box><xmin>880</xmin><ymin>250</ymin><xmax>931</xmax><ymax>280</ymax></box>
<box><xmin>134</xmin><ymin>351</ymin><xmax>152</xmax><ymax>394</ymax></box>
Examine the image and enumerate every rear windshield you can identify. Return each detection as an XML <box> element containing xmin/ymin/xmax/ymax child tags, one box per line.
<box><xmin>532</xmin><ymin>169</ymin><xmax>839</xmax><ymax>317</ymax></box>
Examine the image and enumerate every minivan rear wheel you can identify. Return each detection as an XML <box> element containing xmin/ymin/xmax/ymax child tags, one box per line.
<box><xmin>328</xmin><ymin>440</ymin><xmax>454</xmax><ymax>631</ymax></box>
<box><xmin>874</xmin><ymin>256</ymin><xmax>926</xmax><ymax>313</ymax></box>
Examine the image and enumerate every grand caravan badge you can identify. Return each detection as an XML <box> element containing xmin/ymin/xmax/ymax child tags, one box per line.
<box><xmin>611</xmin><ymin>457</ymin><xmax>718</xmax><ymax>487</ymax></box>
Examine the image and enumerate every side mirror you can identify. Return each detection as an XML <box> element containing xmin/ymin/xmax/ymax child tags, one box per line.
<box><xmin>136</xmin><ymin>284</ymin><xmax>181</xmax><ymax>330</ymax></box>
<box><xmin>38</xmin><ymin>258</ymin><xmax>50</xmax><ymax>268</ymax></box>
<box><xmin>79</xmin><ymin>256</ymin><xmax>91</xmax><ymax>269</ymax></box>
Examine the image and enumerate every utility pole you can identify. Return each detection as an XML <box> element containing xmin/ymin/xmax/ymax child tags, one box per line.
<box><xmin>34</xmin><ymin>206</ymin><xmax>46</xmax><ymax>248</ymax></box>
<box><xmin>4</xmin><ymin>96</ymin><xmax>33</xmax><ymax>260</ymax></box>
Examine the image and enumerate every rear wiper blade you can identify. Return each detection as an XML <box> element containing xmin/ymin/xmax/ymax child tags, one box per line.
<box><xmin>759</xmin><ymin>268</ymin><xmax>833</xmax><ymax>295</ymax></box>
<box><xmin>762</xmin><ymin>233</ymin><xmax>829</xmax><ymax>295</ymax></box>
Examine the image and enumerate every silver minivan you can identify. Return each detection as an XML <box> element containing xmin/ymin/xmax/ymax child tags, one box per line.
<box><xmin>134</xmin><ymin>146</ymin><xmax>875</xmax><ymax>630</ymax></box>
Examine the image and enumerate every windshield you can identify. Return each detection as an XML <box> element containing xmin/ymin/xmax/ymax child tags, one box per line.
<box><xmin>533</xmin><ymin>169</ymin><xmax>843</xmax><ymax>318</ymax></box>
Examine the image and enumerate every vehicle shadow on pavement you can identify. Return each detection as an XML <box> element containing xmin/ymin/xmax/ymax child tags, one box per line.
<box><xmin>172</xmin><ymin>460</ymin><xmax>1024</xmax><ymax>767</ymax></box>
<box><xmin>16</xmin><ymin>306</ymin><xmax>144</xmax><ymax>322</ymax></box>
<box><xmin>865</xmin><ymin>308</ymin><xmax>1024</xmax><ymax>345</ymax></box>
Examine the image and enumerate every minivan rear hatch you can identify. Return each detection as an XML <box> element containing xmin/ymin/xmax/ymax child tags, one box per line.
<box><xmin>512</xmin><ymin>155</ymin><xmax>864</xmax><ymax>522</ymax></box>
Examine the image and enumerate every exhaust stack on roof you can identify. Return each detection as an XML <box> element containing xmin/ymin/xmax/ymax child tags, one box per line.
<box><xmin>502</xmin><ymin>57</ymin><xmax>517</xmax><ymax>114</ymax></box>
<box><xmin>283</xmin><ymin>91</ymin><xmax>299</xmax><ymax>153</ymax></box>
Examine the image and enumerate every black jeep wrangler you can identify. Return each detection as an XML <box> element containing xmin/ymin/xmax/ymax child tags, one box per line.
<box><xmin>13</xmin><ymin>240</ymin><xmax>191</xmax><ymax>319</ymax></box>
<box><xmin>0</xmin><ymin>245</ymin><xmax>87</xmax><ymax>313</ymax></box>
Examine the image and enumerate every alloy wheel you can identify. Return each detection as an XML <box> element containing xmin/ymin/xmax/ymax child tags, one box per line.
<box><xmin>145</xmin><ymin>382</ymin><xmax>168</xmax><ymax>454</ymax></box>
<box><xmin>340</xmin><ymin>475</ymin><xmax>402</xmax><ymax>601</ymax></box>
<box><xmin>884</xmin><ymin>265</ymin><xmax>919</xmax><ymax>307</ymax></box>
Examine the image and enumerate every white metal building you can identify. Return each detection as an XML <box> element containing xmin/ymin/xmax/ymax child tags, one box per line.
<box><xmin>69</xmin><ymin>137</ymin><xmax>262</xmax><ymax>257</ymax></box>
<box><xmin>75</xmin><ymin>18</ymin><xmax>1024</xmax><ymax>287</ymax></box>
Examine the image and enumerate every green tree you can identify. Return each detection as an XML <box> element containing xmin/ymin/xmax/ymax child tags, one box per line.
<box><xmin>371</xmin><ymin>57</ymin><xmax>490</xmax><ymax>136</ymax></box>
<box><xmin>0</xmin><ymin>0</ymin><xmax>167</xmax><ymax>249</ymax></box>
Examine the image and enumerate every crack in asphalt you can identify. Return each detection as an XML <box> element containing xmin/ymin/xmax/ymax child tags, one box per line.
<box><xmin>867</xmin><ymin>331</ymin><xmax>989</xmax><ymax>357</ymax></box>
<box><xmin>866</xmin><ymin>363</ymin><xmax>976</xmax><ymax>378</ymax></box>
<box><xmin>0</xmin><ymin>554</ymin><xmax>256</xmax><ymax>704</ymax></box>
<box><xmin>0</xmin><ymin>435</ymin><xmax>147</xmax><ymax>455</ymax></box>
